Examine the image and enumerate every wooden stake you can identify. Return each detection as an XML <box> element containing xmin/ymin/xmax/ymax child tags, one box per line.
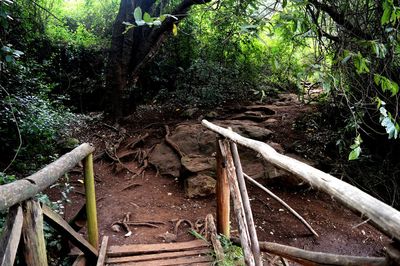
<box><xmin>216</xmin><ymin>139</ymin><xmax>230</xmax><ymax>237</ymax></box>
<box><xmin>205</xmin><ymin>214</ymin><xmax>225</xmax><ymax>263</ymax></box>
<box><xmin>223</xmin><ymin>141</ymin><xmax>255</xmax><ymax>266</ymax></box>
<box><xmin>230</xmin><ymin>142</ymin><xmax>262</xmax><ymax>266</ymax></box>
<box><xmin>21</xmin><ymin>200</ymin><xmax>48</xmax><ymax>266</ymax></box>
<box><xmin>84</xmin><ymin>153</ymin><xmax>99</xmax><ymax>249</ymax></box>
<box><xmin>96</xmin><ymin>236</ymin><xmax>109</xmax><ymax>266</ymax></box>
<box><xmin>0</xmin><ymin>205</ymin><xmax>23</xmax><ymax>266</ymax></box>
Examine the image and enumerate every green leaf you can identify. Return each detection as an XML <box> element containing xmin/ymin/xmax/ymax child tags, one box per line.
<box><xmin>5</xmin><ymin>55</ymin><xmax>12</xmax><ymax>62</ymax></box>
<box><xmin>172</xmin><ymin>24</ymin><xmax>177</xmax><ymax>36</ymax></box>
<box><xmin>282</xmin><ymin>0</ymin><xmax>288</xmax><ymax>8</ymax></box>
<box><xmin>133</xmin><ymin>7</ymin><xmax>142</xmax><ymax>22</ymax></box>
<box><xmin>381</xmin><ymin>0</ymin><xmax>392</xmax><ymax>25</ymax></box>
<box><xmin>348</xmin><ymin>147</ymin><xmax>361</xmax><ymax>160</ymax></box>
<box><xmin>143</xmin><ymin>12</ymin><xmax>152</xmax><ymax>23</ymax></box>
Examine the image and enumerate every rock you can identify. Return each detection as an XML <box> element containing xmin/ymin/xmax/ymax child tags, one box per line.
<box><xmin>182</xmin><ymin>107</ymin><xmax>199</xmax><ymax>118</ymax></box>
<box><xmin>148</xmin><ymin>142</ymin><xmax>181</xmax><ymax>178</ymax></box>
<box><xmin>158</xmin><ymin>232</ymin><xmax>177</xmax><ymax>243</ymax></box>
<box><xmin>205</xmin><ymin>111</ymin><xmax>218</xmax><ymax>118</ymax></box>
<box><xmin>266</xmin><ymin>142</ymin><xmax>284</xmax><ymax>153</ymax></box>
<box><xmin>243</xmin><ymin>125</ymin><xmax>273</xmax><ymax>140</ymax></box>
<box><xmin>265</xmin><ymin>118</ymin><xmax>278</xmax><ymax>124</ymax></box>
<box><xmin>181</xmin><ymin>155</ymin><xmax>214</xmax><ymax>173</ymax></box>
<box><xmin>185</xmin><ymin>174</ymin><xmax>216</xmax><ymax>198</ymax></box>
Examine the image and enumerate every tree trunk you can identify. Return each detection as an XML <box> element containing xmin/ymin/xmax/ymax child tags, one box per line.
<box><xmin>106</xmin><ymin>0</ymin><xmax>211</xmax><ymax>119</ymax></box>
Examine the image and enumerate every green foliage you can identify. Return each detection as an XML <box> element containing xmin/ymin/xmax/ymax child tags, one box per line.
<box><xmin>348</xmin><ymin>135</ymin><xmax>362</xmax><ymax>160</ymax></box>
<box><xmin>218</xmin><ymin>235</ymin><xmax>244</xmax><ymax>265</ymax></box>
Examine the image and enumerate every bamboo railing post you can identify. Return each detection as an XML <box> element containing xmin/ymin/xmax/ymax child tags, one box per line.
<box><xmin>216</xmin><ymin>139</ymin><xmax>230</xmax><ymax>237</ymax></box>
<box><xmin>223</xmin><ymin>141</ymin><xmax>255</xmax><ymax>266</ymax></box>
<box><xmin>21</xmin><ymin>200</ymin><xmax>48</xmax><ymax>266</ymax></box>
<box><xmin>230</xmin><ymin>142</ymin><xmax>262</xmax><ymax>266</ymax></box>
<box><xmin>84</xmin><ymin>153</ymin><xmax>99</xmax><ymax>249</ymax></box>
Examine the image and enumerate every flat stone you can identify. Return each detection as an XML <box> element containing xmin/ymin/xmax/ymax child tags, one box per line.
<box><xmin>181</xmin><ymin>155</ymin><xmax>214</xmax><ymax>173</ymax></box>
<box><xmin>185</xmin><ymin>174</ymin><xmax>216</xmax><ymax>198</ymax></box>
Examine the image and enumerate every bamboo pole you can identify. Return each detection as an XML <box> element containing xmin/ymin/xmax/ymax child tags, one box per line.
<box><xmin>0</xmin><ymin>143</ymin><xmax>95</xmax><ymax>211</ymax></box>
<box><xmin>223</xmin><ymin>141</ymin><xmax>255</xmax><ymax>266</ymax></box>
<box><xmin>84</xmin><ymin>153</ymin><xmax>99</xmax><ymax>249</ymax></box>
<box><xmin>21</xmin><ymin>200</ymin><xmax>48</xmax><ymax>266</ymax></box>
<box><xmin>202</xmin><ymin>119</ymin><xmax>400</xmax><ymax>242</ymax></box>
<box><xmin>230</xmin><ymin>142</ymin><xmax>262</xmax><ymax>266</ymax></box>
<box><xmin>216</xmin><ymin>139</ymin><xmax>230</xmax><ymax>237</ymax></box>
<box><xmin>243</xmin><ymin>173</ymin><xmax>318</xmax><ymax>237</ymax></box>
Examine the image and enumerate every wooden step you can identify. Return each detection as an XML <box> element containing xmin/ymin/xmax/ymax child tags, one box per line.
<box><xmin>105</xmin><ymin>239</ymin><xmax>213</xmax><ymax>265</ymax></box>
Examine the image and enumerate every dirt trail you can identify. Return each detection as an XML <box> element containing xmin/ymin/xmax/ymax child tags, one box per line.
<box><xmin>49</xmin><ymin>94</ymin><xmax>389</xmax><ymax>262</ymax></box>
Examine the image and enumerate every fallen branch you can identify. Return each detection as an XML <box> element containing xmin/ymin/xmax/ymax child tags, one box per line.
<box><xmin>243</xmin><ymin>173</ymin><xmax>318</xmax><ymax>237</ymax></box>
<box><xmin>231</xmin><ymin>238</ymin><xmax>386</xmax><ymax>266</ymax></box>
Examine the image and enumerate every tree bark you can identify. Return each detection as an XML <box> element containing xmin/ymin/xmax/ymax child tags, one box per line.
<box><xmin>106</xmin><ymin>0</ymin><xmax>211</xmax><ymax>119</ymax></box>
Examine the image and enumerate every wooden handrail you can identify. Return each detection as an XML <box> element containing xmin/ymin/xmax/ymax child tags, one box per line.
<box><xmin>202</xmin><ymin>119</ymin><xmax>400</xmax><ymax>242</ymax></box>
<box><xmin>0</xmin><ymin>143</ymin><xmax>95</xmax><ymax>211</ymax></box>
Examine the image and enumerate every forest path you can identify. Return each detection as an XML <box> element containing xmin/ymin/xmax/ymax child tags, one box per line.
<box><xmin>49</xmin><ymin>94</ymin><xmax>389</xmax><ymax>261</ymax></box>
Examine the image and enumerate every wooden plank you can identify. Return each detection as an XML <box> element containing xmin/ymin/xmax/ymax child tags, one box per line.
<box><xmin>96</xmin><ymin>236</ymin><xmax>109</xmax><ymax>266</ymax></box>
<box><xmin>0</xmin><ymin>205</ymin><xmax>23</xmax><ymax>266</ymax></box>
<box><xmin>41</xmin><ymin>204</ymin><xmax>98</xmax><ymax>259</ymax></box>
<box><xmin>216</xmin><ymin>139</ymin><xmax>230</xmax><ymax>237</ymax></box>
<box><xmin>107</xmin><ymin>239</ymin><xmax>209</xmax><ymax>257</ymax></box>
<box><xmin>21</xmin><ymin>200</ymin><xmax>48</xmax><ymax>266</ymax></box>
<box><xmin>106</xmin><ymin>248</ymin><xmax>210</xmax><ymax>263</ymax></box>
<box><xmin>202</xmin><ymin>119</ymin><xmax>400</xmax><ymax>242</ymax></box>
<box><xmin>0</xmin><ymin>143</ymin><xmax>95</xmax><ymax>211</ymax></box>
<box><xmin>112</xmin><ymin>255</ymin><xmax>213</xmax><ymax>266</ymax></box>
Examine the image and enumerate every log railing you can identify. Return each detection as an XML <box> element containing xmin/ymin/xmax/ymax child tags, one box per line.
<box><xmin>0</xmin><ymin>143</ymin><xmax>99</xmax><ymax>266</ymax></box>
<box><xmin>203</xmin><ymin>120</ymin><xmax>400</xmax><ymax>265</ymax></box>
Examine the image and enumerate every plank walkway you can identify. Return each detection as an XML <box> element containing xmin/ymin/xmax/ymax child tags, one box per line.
<box><xmin>96</xmin><ymin>239</ymin><xmax>214</xmax><ymax>266</ymax></box>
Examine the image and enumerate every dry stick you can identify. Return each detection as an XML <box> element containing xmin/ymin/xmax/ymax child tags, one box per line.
<box><xmin>230</xmin><ymin>142</ymin><xmax>262</xmax><ymax>266</ymax></box>
<box><xmin>205</xmin><ymin>214</ymin><xmax>225</xmax><ymax>263</ymax></box>
<box><xmin>243</xmin><ymin>173</ymin><xmax>319</xmax><ymax>237</ymax></box>
<box><xmin>127</xmin><ymin>133</ymin><xmax>149</xmax><ymax>149</ymax></box>
<box><xmin>201</xmin><ymin>119</ymin><xmax>400</xmax><ymax>242</ymax></box>
<box><xmin>223</xmin><ymin>141</ymin><xmax>255</xmax><ymax>266</ymax></box>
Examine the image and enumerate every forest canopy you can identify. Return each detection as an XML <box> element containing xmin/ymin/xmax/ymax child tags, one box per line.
<box><xmin>0</xmin><ymin>0</ymin><xmax>399</xmax><ymax>205</ymax></box>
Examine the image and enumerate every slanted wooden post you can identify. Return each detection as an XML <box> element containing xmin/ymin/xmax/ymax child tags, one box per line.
<box><xmin>84</xmin><ymin>153</ymin><xmax>99</xmax><ymax>249</ymax></box>
<box><xmin>21</xmin><ymin>200</ymin><xmax>48</xmax><ymax>266</ymax></box>
<box><xmin>216</xmin><ymin>139</ymin><xmax>230</xmax><ymax>237</ymax></box>
<box><xmin>0</xmin><ymin>205</ymin><xmax>23</xmax><ymax>266</ymax></box>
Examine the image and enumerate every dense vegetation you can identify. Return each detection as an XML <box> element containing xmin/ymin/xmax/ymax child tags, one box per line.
<box><xmin>1</xmin><ymin>0</ymin><xmax>399</xmax><ymax>206</ymax></box>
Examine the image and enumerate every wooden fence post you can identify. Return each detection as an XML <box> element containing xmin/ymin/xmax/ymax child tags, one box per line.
<box><xmin>84</xmin><ymin>153</ymin><xmax>99</xmax><ymax>249</ymax></box>
<box><xmin>0</xmin><ymin>205</ymin><xmax>23</xmax><ymax>266</ymax></box>
<box><xmin>21</xmin><ymin>200</ymin><xmax>48</xmax><ymax>266</ymax></box>
<box><xmin>216</xmin><ymin>139</ymin><xmax>230</xmax><ymax>237</ymax></box>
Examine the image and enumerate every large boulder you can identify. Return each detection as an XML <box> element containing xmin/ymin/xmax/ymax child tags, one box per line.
<box><xmin>149</xmin><ymin>142</ymin><xmax>181</xmax><ymax>178</ymax></box>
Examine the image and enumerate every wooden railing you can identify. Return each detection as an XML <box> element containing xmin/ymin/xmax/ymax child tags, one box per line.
<box><xmin>202</xmin><ymin>120</ymin><xmax>400</xmax><ymax>266</ymax></box>
<box><xmin>0</xmin><ymin>143</ymin><xmax>99</xmax><ymax>266</ymax></box>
